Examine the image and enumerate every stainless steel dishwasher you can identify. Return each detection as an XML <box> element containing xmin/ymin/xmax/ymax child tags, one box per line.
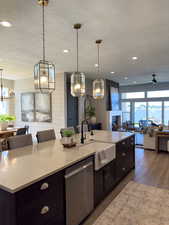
<box><xmin>65</xmin><ymin>157</ymin><xmax>94</xmax><ymax>225</ymax></box>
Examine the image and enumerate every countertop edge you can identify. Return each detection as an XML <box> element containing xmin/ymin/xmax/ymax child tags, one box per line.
<box><xmin>0</xmin><ymin>152</ymin><xmax>95</xmax><ymax>194</ymax></box>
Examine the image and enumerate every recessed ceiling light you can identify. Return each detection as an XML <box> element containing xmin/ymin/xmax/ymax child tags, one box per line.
<box><xmin>110</xmin><ymin>72</ymin><xmax>115</xmax><ymax>74</ymax></box>
<box><xmin>63</xmin><ymin>49</ymin><xmax>69</xmax><ymax>53</ymax></box>
<box><xmin>94</xmin><ymin>63</ymin><xmax>98</xmax><ymax>68</ymax></box>
<box><xmin>0</xmin><ymin>21</ymin><xmax>12</xmax><ymax>27</ymax></box>
<box><xmin>132</xmin><ymin>56</ymin><xmax>138</xmax><ymax>61</ymax></box>
<box><xmin>124</xmin><ymin>76</ymin><xmax>128</xmax><ymax>80</ymax></box>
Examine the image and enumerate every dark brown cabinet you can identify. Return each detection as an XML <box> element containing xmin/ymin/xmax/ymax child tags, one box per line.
<box><xmin>0</xmin><ymin>171</ymin><xmax>65</xmax><ymax>225</ymax></box>
<box><xmin>116</xmin><ymin>135</ymin><xmax>135</xmax><ymax>183</ymax></box>
<box><xmin>94</xmin><ymin>160</ymin><xmax>115</xmax><ymax>206</ymax></box>
<box><xmin>94</xmin><ymin>135</ymin><xmax>135</xmax><ymax>207</ymax></box>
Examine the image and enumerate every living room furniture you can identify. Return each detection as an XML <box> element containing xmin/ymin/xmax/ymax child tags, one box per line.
<box><xmin>155</xmin><ymin>131</ymin><xmax>169</xmax><ymax>153</ymax></box>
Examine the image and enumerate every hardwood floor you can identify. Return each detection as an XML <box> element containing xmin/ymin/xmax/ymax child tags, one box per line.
<box><xmin>83</xmin><ymin>148</ymin><xmax>169</xmax><ymax>225</ymax></box>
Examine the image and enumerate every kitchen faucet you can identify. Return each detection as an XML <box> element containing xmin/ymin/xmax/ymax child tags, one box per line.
<box><xmin>81</xmin><ymin>119</ymin><xmax>89</xmax><ymax>144</ymax></box>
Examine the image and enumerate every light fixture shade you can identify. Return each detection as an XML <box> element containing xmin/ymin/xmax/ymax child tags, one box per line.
<box><xmin>71</xmin><ymin>72</ymin><xmax>85</xmax><ymax>97</ymax></box>
<box><xmin>93</xmin><ymin>78</ymin><xmax>104</xmax><ymax>99</ymax></box>
<box><xmin>34</xmin><ymin>60</ymin><xmax>55</xmax><ymax>93</ymax></box>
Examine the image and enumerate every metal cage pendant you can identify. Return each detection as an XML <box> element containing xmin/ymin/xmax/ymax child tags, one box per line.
<box><xmin>34</xmin><ymin>60</ymin><xmax>55</xmax><ymax>93</ymax></box>
<box><xmin>93</xmin><ymin>78</ymin><xmax>104</xmax><ymax>99</ymax></box>
<box><xmin>34</xmin><ymin>0</ymin><xmax>55</xmax><ymax>93</ymax></box>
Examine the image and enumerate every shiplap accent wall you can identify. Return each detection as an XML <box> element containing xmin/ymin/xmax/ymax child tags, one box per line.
<box><xmin>14</xmin><ymin>73</ymin><xmax>67</xmax><ymax>140</ymax></box>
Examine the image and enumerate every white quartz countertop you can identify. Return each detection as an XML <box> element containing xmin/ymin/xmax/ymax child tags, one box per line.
<box><xmin>0</xmin><ymin>139</ymin><xmax>113</xmax><ymax>193</ymax></box>
<box><xmin>0</xmin><ymin>131</ymin><xmax>133</xmax><ymax>193</ymax></box>
<box><xmin>91</xmin><ymin>130</ymin><xmax>134</xmax><ymax>143</ymax></box>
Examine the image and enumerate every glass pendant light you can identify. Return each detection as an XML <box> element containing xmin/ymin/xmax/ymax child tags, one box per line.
<box><xmin>0</xmin><ymin>68</ymin><xmax>15</xmax><ymax>101</ymax></box>
<box><xmin>34</xmin><ymin>0</ymin><xmax>55</xmax><ymax>93</ymax></box>
<box><xmin>71</xmin><ymin>24</ymin><xmax>85</xmax><ymax>97</ymax></box>
<box><xmin>93</xmin><ymin>40</ymin><xmax>104</xmax><ymax>99</ymax></box>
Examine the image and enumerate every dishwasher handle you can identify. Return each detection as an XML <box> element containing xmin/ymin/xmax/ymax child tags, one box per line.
<box><xmin>65</xmin><ymin>162</ymin><xmax>93</xmax><ymax>179</ymax></box>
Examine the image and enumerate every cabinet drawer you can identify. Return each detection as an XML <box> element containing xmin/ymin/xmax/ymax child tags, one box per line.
<box><xmin>16</xmin><ymin>171</ymin><xmax>64</xmax><ymax>206</ymax></box>
<box><xmin>17</xmin><ymin>200</ymin><xmax>64</xmax><ymax>225</ymax></box>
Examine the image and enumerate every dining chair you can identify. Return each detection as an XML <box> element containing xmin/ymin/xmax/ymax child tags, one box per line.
<box><xmin>36</xmin><ymin>129</ymin><xmax>56</xmax><ymax>143</ymax></box>
<box><xmin>60</xmin><ymin>127</ymin><xmax>75</xmax><ymax>138</ymax></box>
<box><xmin>8</xmin><ymin>134</ymin><xmax>33</xmax><ymax>150</ymax></box>
<box><xmin>16</xmin><ymin>128</ymin><xmax>27</xmax><ymax>136</ymax></box>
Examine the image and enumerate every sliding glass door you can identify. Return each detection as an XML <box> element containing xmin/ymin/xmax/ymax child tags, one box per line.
<box><xmin>164</xmin><ymin>101</ymin><xmax>169</xmax><ymax>125</ymax></box>
<box><xmin>148</xmin><ymin>102</ymin><xmax>162</xmax><ymax>124</ymax></box>
<box><xmin>121</xmin><ymin>102</ymin><xmax>131</xmax><ymax>123</ymax></box>
<box><xmin>134</xmin><ymin>102</ymin><xmax>147</xmax><ymax>123</ymax></box>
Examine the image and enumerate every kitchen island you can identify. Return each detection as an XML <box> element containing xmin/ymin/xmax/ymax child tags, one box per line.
<box><xmin>0</xmin><ymin>130</ymin><xmax>135</xmax><ymax>225</ymax></box>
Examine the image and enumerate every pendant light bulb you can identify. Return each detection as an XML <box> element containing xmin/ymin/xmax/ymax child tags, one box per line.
<box><xmin>71</xmin><ymin>23</ymin><xmax>85</xmax><ymax>97</ymax></box>
<box><xmin>93</xmin><ymin>40</ymin><xmax>104</xmax><ymax>99</ymax></box>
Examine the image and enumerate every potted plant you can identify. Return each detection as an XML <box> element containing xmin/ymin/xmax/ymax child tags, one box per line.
<box><xmin>85</xmin><ymin>105</ymin><xmax>96</xmax><ymax>124</ymax></box>
<box><xmin>61</xmin><ymin>130</ymin><xmax>76</xmax><ymax>148</ymax></box>
<box><xmin>0</xmin><ymin>114</ymin><xmax>16</xmax><ymax>131</ymax></box>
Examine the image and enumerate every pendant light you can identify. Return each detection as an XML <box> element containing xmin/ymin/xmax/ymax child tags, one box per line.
<box><xmin>0</xmin><ymin>68</ymin><xmax>15</xmax><ymax>102</ymax></box>
<box><xmin>93</xmin><ymin>40</ymin><xmax>104</xmax><ymax>99</ymax></box>
<box><xmin>71</xmin><ymin>24</ymin><xmax>85</xmax><ymax>97</ymax></box>
<box><xmin>34</xmin><ymin>0</ymin><xmax>55</xmax><ymax>93</ymax></box>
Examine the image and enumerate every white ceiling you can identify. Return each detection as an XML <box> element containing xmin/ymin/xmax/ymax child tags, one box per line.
<box><xmin>0</xmin><ymin>0</ymin><xmax>169</xmax><ymax>85</ymax></box>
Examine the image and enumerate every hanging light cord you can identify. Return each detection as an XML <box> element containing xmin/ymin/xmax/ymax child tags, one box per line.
<box><xmin>76</xmin><ymin>28</ymin><xmax>79</xmax><ymax>72</ymax></box>
<box><xmin>42</xmin><ymin>2</ymin><xmax>45</xmax><ymax>62</ymax></box>
<box><xmin>0</xmin><ymin>69</ymin><xmax>3</xmax><ymax>101</ymax></box>
<box><xmin>97</xmin><ymin>43</ymin><xmax>100</xmax><ymax>75</ymax></box>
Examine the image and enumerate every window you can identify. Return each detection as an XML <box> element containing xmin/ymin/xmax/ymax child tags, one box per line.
<box><xmin>121</xmin><ymin>102</ymin><xmax>130</xmax><ymax>122</ymax></box>
<box><xmin>148</xmin><ymin>102</ymin><xmax>162</xmax><ymax>124</ymax></box>
<box><xmin>164</xmin><ymin>102</ymin><xmax>169</xmax><ymax>125</ymax></box>
<box><xmin>0</xmin><ymin>101</ymin><xmax>8</xmax><ymax>114</ymax></box>
<box><xmin>147</xmin><ymin>90</ymin><xmax>169</xmax><ymax>98</ymax></box>
<box><xmin>134</xmin><ymin>102</ymin><xmax>146</xmax><ymax>123</ymax></box>
<box><xmin>121</xmin><ymin>92</ymin><xmax>145</xmax><ymax>99</ymax></box>
<box><xmin>0</xmin><ymin>87</ymin><xmax>9</xmax><ymax>98</ymax></box>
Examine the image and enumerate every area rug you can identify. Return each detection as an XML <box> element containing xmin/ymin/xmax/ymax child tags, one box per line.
<box><xmin>93</xmin><ymin>181</ymin><xmax>169</xmax><ymax>225</ymax></box>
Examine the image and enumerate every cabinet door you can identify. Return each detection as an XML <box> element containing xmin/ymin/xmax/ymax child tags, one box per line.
<box><xmin>16</xmin><ymin>171</ymin><xmax>65</xmax><ymax>225</ymax></box>
<box><xmin>94</xmin><ymin>169</ymin><xmax>104</xmax><ymax>207</ymax></box>
<box><xmin>127</xmin><ymin>136</ymin><xmax>135</xmax><ymax>170</ymax></box>
<box><xmin>103</xmin><ymin>160</ymin><xmax>115</xmax><ymax>194</ymax></box>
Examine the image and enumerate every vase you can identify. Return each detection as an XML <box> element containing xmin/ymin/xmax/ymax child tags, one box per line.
<box><xmin>61</xmin><ymin>136</ymin><xmax>76</xmax><ymax>148</ymax></box>
<box><xmin>0</xmin><ymin>121</ymin><xmax>8</xmax><ymax>131</ymax></box>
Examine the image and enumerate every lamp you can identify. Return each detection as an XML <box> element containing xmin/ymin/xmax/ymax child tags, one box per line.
<box><xmin>93</xmin><ymin>40</ymin><xmax>104</xmax><ymax>99</ymax></box>
<box><xmin>71</xmin><ymin>24</ymin><xmax>85</xmax><ymax>97</ymax></box>
<box><xmin>34</xmin><ymin>0</ymin><xmax>55</xmax><ymax>93</ymax></box>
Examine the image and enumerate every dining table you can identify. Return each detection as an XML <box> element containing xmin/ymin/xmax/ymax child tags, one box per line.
<box><xmin>0</xmin><ymin>127</ymin><xmax>19</xmax><ymax>138</ymax></box>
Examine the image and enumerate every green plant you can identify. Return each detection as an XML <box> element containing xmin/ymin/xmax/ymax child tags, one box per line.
<box><xmin>85</xmin><ymin>105</ymin><xmax>96</xmax><ymax>119</ymax></box>
<box><xmin>62</xmin><ymin>130</ymin><xmax>74</xmax><ymax>137</ymax></box>
<box><xmin>0</xmin><ymin>114</ymin><xmax>16</xmax><ymax>122</ymax></box>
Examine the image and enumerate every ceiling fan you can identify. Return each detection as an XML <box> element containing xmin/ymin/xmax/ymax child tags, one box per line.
<box><xmin>152</xmin><ymin>73</ymin><xmax>157</xmax><ymax>84</ymax></box>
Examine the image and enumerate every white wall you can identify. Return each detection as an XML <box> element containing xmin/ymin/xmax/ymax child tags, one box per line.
<box><xmin>14</xmin><ymin>73</ymin><xmax>66</xmax><ymax>139</ymax></box>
